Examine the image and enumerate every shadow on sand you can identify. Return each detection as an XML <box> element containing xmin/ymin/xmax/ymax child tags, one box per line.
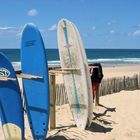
<box><xmin>47</xmin><ymin>104</ymin><xmax>116</xmax><ymax>139</ymax></box>
<box><xmin>47</xmin><ymin>135</ymin><xmax>71</xmax><ymax>140</ymax></box>
<box><xmin>93</xmin><ymin>104</ymin><xmax>116</xmax><ymax>120</ymax></box>
<box><xmin>86</xmin><ymin>122</ymin><xmax>113</xmax><ymax>133</ymax></box>
<box><xmin>47</xmin><ymin>125</ymin><xmax>76</xmax><ymax>140</ymax></box>
<box><xmin>87</xmin><ymin>104</ymin><xmax>116</xmax><ymax>133</ymax></box>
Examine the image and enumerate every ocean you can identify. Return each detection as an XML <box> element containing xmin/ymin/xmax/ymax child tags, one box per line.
<box><xmin>0</xmin><ymin>49</ymin><xmax>140</xmax><ymax>69</ymax></box>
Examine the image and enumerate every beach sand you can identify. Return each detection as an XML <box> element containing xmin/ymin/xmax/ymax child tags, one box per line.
<box><xmin>55</xmin><ymin>65</ymin><xmax>140</xmax><ymax>84</ymax></box>
<box><xmin>46</xmin><ymin>90</ymin><xmax>140</xmax><ymax>140</ymax></box>
<box><xmin>0</xmin><ymin>65</ymin><xmax>140</xmax><ymax>140</ymax></box>
<box><xmin>102</xmin><ymin>65</ymin><xmax>140</xmax><ymax>79</ymax></box>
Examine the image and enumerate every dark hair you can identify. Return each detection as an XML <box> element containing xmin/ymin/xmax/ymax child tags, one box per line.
<box><xmin>90</xmin><ymin>63</ymin><xmax>104</xmax><ymax>83</ymax></box>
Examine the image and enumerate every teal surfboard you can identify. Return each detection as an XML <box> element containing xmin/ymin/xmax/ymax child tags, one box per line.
<box><xmin>21</xmin><ymin>23</ymin><xmax>50</xmax><ymax>139</ymax></box>
<box><xmin>0</xmin><ymin>52</ymin><xmax>24</xmax><ymax>140</ymax></box>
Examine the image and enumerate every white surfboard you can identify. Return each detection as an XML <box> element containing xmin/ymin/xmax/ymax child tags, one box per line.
<box><xmin>71</xmin><ymin>22</ymin><xmax>93</xmax><ymax>126</ymax></box>
<box><xmin>57</xmin><ymin>19</ymin><xmax>92</xmax><ymax>129</ymax></box>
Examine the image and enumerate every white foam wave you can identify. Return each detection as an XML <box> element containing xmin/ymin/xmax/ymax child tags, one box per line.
<box><xmin>12</xmin><ymin>58</ymin><xmax>140</xmax><ymax>70</ymax></box>
<box><xmin>88</xmin><ymin>58</ymin><xmax>140</xmax><ymax>63</ymax></box>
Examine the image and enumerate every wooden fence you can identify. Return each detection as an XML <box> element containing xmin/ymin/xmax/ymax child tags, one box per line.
<box><xmin>54</xmin><ymin>74</ymin><xmax>140</xmax><ymax>105</ymax></box>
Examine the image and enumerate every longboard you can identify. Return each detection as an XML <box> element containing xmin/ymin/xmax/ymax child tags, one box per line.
<box><xmin>71</xmin><ymin>22</ymin><xmax>93</xmax><ymax>126</ymax></box>
<box><xmin>21</xmin><ymin>23</ymin><xmax>50</xmax><ymax>139</ymax></box>
<box><xmin>57</xmin><ymin>19</ymin><xmax>91</xmax><ymax>129</ymax></box>
<box><xmin>0</xmin><ymin>52</ymin><xmax>24</xmax><ymax>140</ymax></box>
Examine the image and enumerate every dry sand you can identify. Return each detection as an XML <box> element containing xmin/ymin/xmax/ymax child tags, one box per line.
<box><xmin>47</xmin><ymin>90</ymin><xmax>140</xmax><ymax>140</ymax></box>
<box><xmin>0</xmin><ymin>65</ymin><xmax>140</xmax><ymax>140</ymax></box>
<box><xmin>23</xmin><ymin>90</ymin><xmax>140</xmax><ymax>140</ymax></box>
<box><xmin>55</xmin><ymin>65</ymin><xmax>140</xmax><ymax>83</ymax></box>
<box><xmin>103</xmin><ymin>65</ymin><xmax>140</xmax><ymax>79</ymax></box>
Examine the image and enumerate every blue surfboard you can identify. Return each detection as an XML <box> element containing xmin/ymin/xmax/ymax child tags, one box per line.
<box><xmin>0</xmin><ymin>52</ymin><xmax>24</xmax><ymax>140</ymax></box>
<box><xmin>21</xmin><ymin>23</ymin><xmax>50</xmax><ymax>139</ymax></box>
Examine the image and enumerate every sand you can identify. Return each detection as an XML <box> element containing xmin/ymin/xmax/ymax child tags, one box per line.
<box><xmin>0</xmin><ymin>65</ymin><xmax>140</xmax><ymax>140</ymax></box>
<box><xmin>55</xmin><ymin>65</ymin><xmax>140</xmax><ymax>83</ymax></box>
<box><xmin>47</xmin><ymin>90</ymin><xmax>140</xmax><ymax>140</ymax></box>
<box><xmin>24</xmin><ymin>90</ymin><xmax>140</xmax><ymax>140</ymax></box>
<box><xmin>103</xmin><ymin>65</ymin><xmax>140</xmax><ymax>79</ymax></box>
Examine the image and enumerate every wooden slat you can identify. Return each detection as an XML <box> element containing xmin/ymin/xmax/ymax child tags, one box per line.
<box><xmin>0</xmin><ymin>77</ymin><xmax>16</xmax><ymax>81</ymax></box>
<box><xmin>49</xmin><ymin>70</ymin><xmax>71</xmax><ymax>74</ymax></box>
<box><xmin>49</xmin><ymin>68</ymin><xmax>81</xmax><ymax>75</ymax></box>
<box><xmin>17</xmin><ymin>73</ymin><xmax>43</xmax><ymax>79</ymax></box>
<box><xmin>61</xmin><ymin>68</ymin><xmax>80</xmax><ymax>71</ymax></box>
<box><xmin>49</xmin><ymin>70</ymin><xmax>65</xmax><ymax>74</ymax></box>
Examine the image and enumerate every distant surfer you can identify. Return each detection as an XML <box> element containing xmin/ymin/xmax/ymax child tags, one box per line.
<box><xmin>90</xmin><ymin>63</ymin><xmax>104</xmax><ymax>103</ymax></box>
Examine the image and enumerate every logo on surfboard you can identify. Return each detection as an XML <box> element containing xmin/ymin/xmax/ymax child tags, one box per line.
<box><xmin>26</xmin><ymin>40</ymin><xmax>36</xmax><ymax>47</ymax></box>
<box><xmin>0</xmin><ymin>68</ymin><xmax>10</xmax><ymax>77</ymax></box>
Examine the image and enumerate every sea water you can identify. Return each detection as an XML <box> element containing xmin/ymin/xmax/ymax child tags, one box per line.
<box><xmin>0</xmin><ymin>49</ymin><xmax>140</xmax><ymax>70</ymax></box>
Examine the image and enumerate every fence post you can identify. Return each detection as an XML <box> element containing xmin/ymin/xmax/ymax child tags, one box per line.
<box><xmin>136</xmin><ymin>74</ymin><xmax>140</xmax><ymax>89</ymax></box>
<box><xmin>49</xmin><ymin>74</ymin><xmax>56</xmax><ymax>130</ymax></box>
<box><xmin>123</xmin><ymin>76</ymin><xmax>126</xmax><ymax>90</ymax></box>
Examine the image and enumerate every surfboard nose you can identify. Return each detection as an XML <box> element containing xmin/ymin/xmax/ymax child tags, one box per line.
<box><xmin>22</xmin><ymin>23</ymin><xmax>38</xmax><ymax>37</ymax></box>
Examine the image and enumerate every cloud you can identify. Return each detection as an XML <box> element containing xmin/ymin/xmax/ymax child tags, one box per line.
<box><xmin>92</xmin><ymin>26</ymin><xmax>96</xmax><ymax>31</ymax></box>
<box><xmin>27</xmin><ymin>9</ymin><xmax>38</xmax><ymax>16</ymax></box>
<box><xmin>0</xmin><ymin>27</ymin><xmax>18</xmax><ymax>35</ymax></box>
<box><xmin>110</xmin><ymin>30</ymin><xmax>115</xmax><ymax>34</ymax></box>
<box><xmin>0</xmin><ymin>26</ymin><xmax>25</xmax><ymax>37</ymax></box>
<box><xmin>48</xmin><ymin>24</ymin><xmax>57</xmax><ymax>31</ymax></box>
<box><xmin>107</xmin><ymin>22</ymin><xmax>112</xmax><ymax>26</ymax></box>
<box><xmin>128</xmin><ymin>29</ymin><xmax>140</xmax><ymax>37</ymax></box>
<box><xmin>0</xmin><ymin>27</ymin><xmax>17</xmax><ymax>32</ymax></box>
<box><xmin>132</xmin><ymin>30</ymin><xmax>140</xmax><ymax>36</ymax></box>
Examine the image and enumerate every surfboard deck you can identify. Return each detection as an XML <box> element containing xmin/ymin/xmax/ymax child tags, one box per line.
<box><xmin>71</xmin><ymin>22</ymin><xmax>93</xmax><ymax>126</ymax></box>
<box><xmin>57</xmin><ymin>19</ymin><xmax>91</xmax><ymax>129</ymax></box>
<box><xmin>0</xmin><ymin>52</ymin><xmax>24</xmax><ymax>140</ymax></box>
<box><xmin>21</xmin><ymin>23</ymin><xmax>50</xmax><ymax>139</ymax></box>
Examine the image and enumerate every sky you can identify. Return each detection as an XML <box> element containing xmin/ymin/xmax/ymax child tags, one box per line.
<box><xmin>0</xmin><ymin>0</ymin><xmax>140</xmax><ymax>49</ymax></box>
